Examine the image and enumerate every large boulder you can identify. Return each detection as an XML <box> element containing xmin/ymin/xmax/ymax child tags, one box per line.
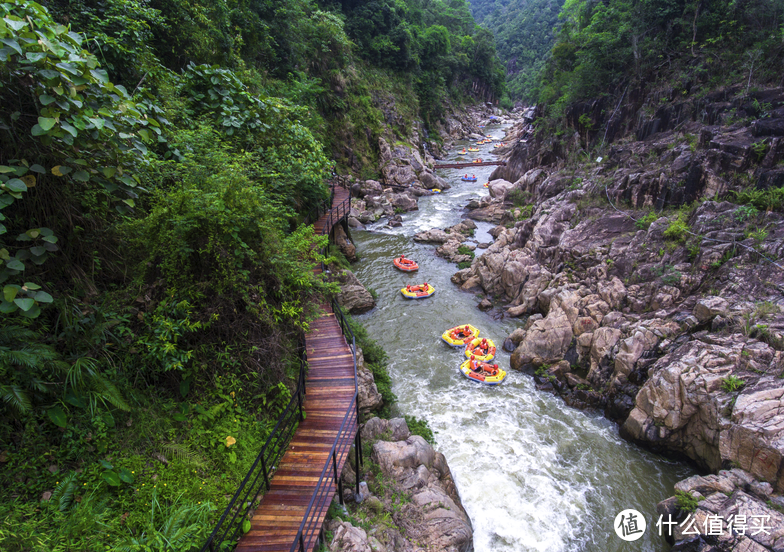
<box><xmin>334</xmin><ymin>270</ymin><xmax>376</xmax><ymax>315</ymax></box>
<box><xmin>622</xmin><ymin>335</ymin><xmax>784</xmax><ymax>491</ymax></box>
<box><xmin>510</xmin><ymin>291</ymin><xmax>578</xmax><ymax>371</ymax></box>
<box><xmin>487</xmin><ymin>179</ymin><xmax>513</xmax><ymax>201</ymax></box>
<box><xmin>356</xmin><ymin>349</ymin><xmax>383</xmax><ymax>415</ymax></box>
<box><xmin>371</xmin><ymin>436</ymin><xmax>473</xmax><ymax>552</ymax></box>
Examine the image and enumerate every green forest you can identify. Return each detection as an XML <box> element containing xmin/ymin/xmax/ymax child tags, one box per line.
<box><xmin>539</xmin><ymin>0</ymin><xmax>784</xmax><ymax>114</ymax></box>
<box><xmin>469</xmin><ymin>0</ymin><xmax>565</xmax><ymax>103</ymax></box>
<box><xmin>0</xmin><ymin>0</ymin><xmax>504</xmax><ymax>549</ymax></box>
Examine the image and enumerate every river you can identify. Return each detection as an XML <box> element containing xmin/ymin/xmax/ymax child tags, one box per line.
<box><xmin>351</xmin><ymin>123</ymin><xmax>694</xmax><ymax>552</ymax></box>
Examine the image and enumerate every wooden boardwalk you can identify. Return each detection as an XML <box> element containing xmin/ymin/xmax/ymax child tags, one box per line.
<box><xmin>235</xmin><ymin>186</ymin><xmax>356</xmax><ymax>552</ymax></box>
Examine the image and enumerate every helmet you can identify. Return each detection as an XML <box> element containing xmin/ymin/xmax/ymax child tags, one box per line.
<box><xmin>470</xmin><ymin>355</ymin><xmax>475</xmax><ymax>360</ymax></box>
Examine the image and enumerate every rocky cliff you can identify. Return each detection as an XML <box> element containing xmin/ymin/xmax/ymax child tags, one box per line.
<box><xmin>444</xmin><ymin>88</ymin><xmax>784</xmax><ymax>550</ymax></box>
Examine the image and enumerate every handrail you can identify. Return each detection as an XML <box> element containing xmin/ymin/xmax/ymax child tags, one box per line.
<box><xmin>202</xmin><ymin>183</ymin><xmax>359</xmax><ymax>552</ymax></box>
<box><xmin>289</xmin><ymin>300</ymin><xmax>360</xmax><ymax>552</ymax></box>
<box><xmin>199</xmin><ymin>352</ymin><xmax>307</xmax><ymax>552</ymax></box>
<box><xmin>290</xmin><ymin>393</ymin><xmax>358</xmax><ymax>552</ymax></box>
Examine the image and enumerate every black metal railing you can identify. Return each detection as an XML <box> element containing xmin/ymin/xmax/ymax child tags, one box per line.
<box><xmin>290</xmin><ymin>396</ymin><xmax>359</xmax><ymax>552</ymax></box>
<box><xmin>199</xmin><ymin>354</ymin><xmax>307</xmax><ymax>552</ymax></box>
<box><xmin>289</xmin><ymin>300</ymin><xmax>361</xmax><ymax>552</ymax></box>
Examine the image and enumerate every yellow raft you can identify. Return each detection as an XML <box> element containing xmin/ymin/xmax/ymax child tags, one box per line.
<box><xmin>441</xmin><ymin>324</ymin><xmax>480</xmax><ymax>348</ymax></box>
<box><xmin>400</xmin><ymin>283</ymin><xmax>435</xmax><ymax>299</ymax></box>
<box><xmin>464</xmin><ymin>337</ymin><xmax>496</xmax><ymax>362</ymax></box>
<box><xmin>459</xmin><ymin>359</ymin><xmax>506</xmax><ymax>386</ymax></box>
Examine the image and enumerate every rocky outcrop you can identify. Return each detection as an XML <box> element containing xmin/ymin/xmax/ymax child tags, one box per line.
<box><xmin>330</xmin><ymin>418</ymin><xmax>472</xmax><ymax>552</ymax></box>
<box><xmin>623</xmin><ymin>333</ymin><xmax>784</xmax><ymax>491</ymax></box>
<box><xmin>356</xmin><ymin>348</ymin><xmax>383</xmax><ymax>415</ymax></box>
<box><xmin>414</xmin><ymin>220</ymin><xmax>477</xmax><ymax>264</ymax></box>
<box><xmin>333</xmin><ymin>268</ymin><xmax>376</xmax><ymax>315</ymax></box>
<box><xmin>657</xmin><ymin>469</ymin><xmax>784</xmax><ymax>551</ymax></box>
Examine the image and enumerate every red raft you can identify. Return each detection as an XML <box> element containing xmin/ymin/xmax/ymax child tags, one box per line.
<box><xmin>393</xmin><ymin>255</ymin><xmax>419</xmax><ymax>272</ymax></box>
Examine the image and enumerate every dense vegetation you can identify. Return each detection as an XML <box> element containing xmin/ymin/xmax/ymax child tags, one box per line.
<box><xmin>469</xmin><ymin>0</ymin><xmax>565</xmax><ymax>103</ymax></box>
<box><xmin>539</xmin><ymin>0</ymin><xmax>784</xmax><ymax>114</ymax></box>
<box><xmin>0</xmin><ymin>0</ymin><xmax>502</xmax><ymax>549</ymax></box>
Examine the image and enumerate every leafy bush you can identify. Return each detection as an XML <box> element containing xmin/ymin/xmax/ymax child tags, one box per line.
<box><xmin>663</xmin><ymin>212</ymin><xmax>690</xmax><ymax>242</ymax></box>
<box><xmin>721</xmin><ymin>375</ymin><xmax>746</xmax><ymax>393</ymax></box>
<box><xmin>404</xmin><ymin>415</ymin><xmax>435</xmax><ymax>445</ymax></box>
<box><xmin>635</xmin><ymin>211</ymin><xmax>659</xmax><ymax>230</ymax></box>
<box><xmin>732</xmin><ymin>186</ymin><xmax>784</xmax><ymax>212</ymax></box>
<box><xmin>675</xmin><ymin>490</ymin><xmax>702</xmax><ymax>513</ymax></box>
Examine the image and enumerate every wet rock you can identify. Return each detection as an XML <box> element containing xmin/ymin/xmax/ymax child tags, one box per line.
<box><xmin>356</xmin><ymin>350</ymin><xmax>383</xmax><ymax>415</ymax></box>
<box><xmin>477</xmin><ymin>298</ymin><xmax>492</xmax><ymax>311</ymax></box>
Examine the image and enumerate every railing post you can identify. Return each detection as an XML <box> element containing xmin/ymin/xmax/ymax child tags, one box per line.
<box><xmin>297</xmin><ymin>382</ymin><xmax>304</xmax><ymax>421</ymax></box>
<box><xmin>354</xmin><ymin>432</ymin><xmax>361</xmax><ymax>497</ymax></box>
<box><xmin>332</xmin><ymin>451</ymin><xmax>344</xmax><ymax>505</ymax></box>
<box><xmin>261</xmin><ymin>455</ymin><xmax>270</xmax><ymax>491</ymax></box>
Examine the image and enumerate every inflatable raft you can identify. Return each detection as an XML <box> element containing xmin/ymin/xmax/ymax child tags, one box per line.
<box><xmin>393</xmin><ymin>255</ymin><xmax>419</xmax><ymax>272</ymax></box>
<box><xmin>472</xmin><ymin>158</ymin><xmax>483</xmax><ymax>163</ymax></box>
<box><xmin>467</xmin><ymin>147</ymin><xmax>479</xmax><ymax>152</ymax></box>
<box><xmin>400</xmin><ymin>283</ymin><xmax>435</xmax><ymax>299</ymax></box>
<box><xmin>441</xmin><ymin>324</ymin><xmax>480</xmax><ymax>347</ymax></box>
<box><xmin>461</xmin><ymin>175</ymin><xmax>477</xmax><ymax>182</ymax></box>
<box><xmin>459</xmin><ymin>359</ymin><xmax>506</xmax><ymax>385</ymax></box>
<box><xmin>464</xmin><ymin>337</ymin><xmax>496</xmax><ymax>362</ymax></box>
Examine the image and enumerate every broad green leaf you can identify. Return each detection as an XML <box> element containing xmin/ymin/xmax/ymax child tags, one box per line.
<box><xmin>52</xmin><ymin>165</ymin><xmax>71</xmax><ymax>176</ymax></box>
<box><xmin>25</xmin><ymin>52</ymin><xmax>46</xmax><ymax>62</ymax></box>
<box><xmin>172</xmin><ymin>412</ymin><xmax>188</xmax><ymax>422</ymax></box>
<box><xmin>23</xmin><ymin>282</ymin><xmax>41</xmax><ymax>290</ymax></box>
<box><xmin>29</xmin><ymin>164</ymin><xmax>45</xmax><ymax>174</ymax></box>
<box><xmin>39</xmin><ymin>94</ymin><xmax>56</xmax><ymax>106</ymax></box>
<box><xmin>102</xmin><ymin>471</ymin><xmax>121</xmax><ymax>487</ymax></box>
<box><xmin>122</xmin><ymin>199</ymin><xmax>135</xmax><ymax>208</ymax></box>
<box><xmin>72</xmin><ymin>170</ymin><xmax>89</xmax><ymax>182</ymax></box>
<box><xmin>102</xmin><ymin>167</ymin><xmax>116</xmax><ymax>178</ymax></box>
<box><xmin>0</xmin><ymin>38</ymin><xmax>22</xmax><ymax>56</ymax></box>
<box><xmin>39</xmin><ymin>228</ymin><xmax>54</xmax><ymax>237</ymax></box>
<box><xmin>20</xmin><ymin>304</ymin><xmax>41</xmax><ymax>318</ymax></box>
<box><xmin>26</xmin><ymin>229</ymin><xmax>40</xmax><ymax>239</ymax></box>
<box><xmin>65</xmin><ymin>391</ymin><xmax>86</xmax><ymax>409</ymax></box>
<box><xmin>60</xmin><ymin>122</ymin><xmax>77</xmax><ymax>137</ymax></box>
<box><xmin>2</xmin><ymin>285</ymin><xmax>18</xmax><ymax>303</ymax></box>
<box><xmin>242</xmin><ymin>519</ymin><xmax>252</xmax><ymax>533</ymax></box>
<box><xmin>42</xmin><ymin>235</ymin><xmax>58</xmax><ymax>244</ymax></box>
<box><xmin>31</xmin><ymin>124</ymin><xmax>46</xmax><ymax>136</ymax></box>
<box><xmin>47</xmin><ymin>405</ymin><xmax>67</xmax><ymax>428</ymax></box>
<box><xmin>0</xmin><ymin>300</ymin><xmax>17</xmax><ymax>313</ymax></box>
<box><xmin>5</xmin><ymin>179</ymin><xmax>26</xmax><ymax>192</ymax></box>
<box><xmin>4</xmin><ymin>18</ymin><xmax>28</xmax><ymax>32</ymax></box>
<box><xmin>6</xmin><ymin>259</ymin><xmax>24</xmax><ymax>271</ymax></box>
<box><xmin>118</xmin><ymin>469</ymin><xmax>134</xmax><ymax>484</ymax></box>
<box><xmin>14</xmin><ymin>297</ymin><xmax>34</xmax><ymax>311</ymax></box>
<box><xmin>89</xmin><ymin>117</ymin><xmax>105</xmax><ymax>130</ymax></box>
<box><xmin>34</xmin><ymin>291</ymin><xmax>53</xmax><ymax>303</ymax></box>
<box><xmin>99</xmin><ymin>460</ymin><xmax>113</xmax><ymax>470</ymax></box>
<box><xmin>38</xmin><ymin>117</ymin><xmax>56</xmax><ymax>131</ymax></box>
<box><xmin>0</xmin><ymin>166</ymin><xmax>15</xmax><ymax>173</ymax></box>
<box><xmin>30</xmin><ymin>246</ymin><xmax>47</xmax><ymax>256</ymax></box>
<box><xmin>37</xmin><ymin>69</ymin><xmax>60</xmax><ymax>80</ymax></box>
<box><xmin>0</xmin><ymin>249</ymin><xmax>9</xmax><ymax>260</ymax></box>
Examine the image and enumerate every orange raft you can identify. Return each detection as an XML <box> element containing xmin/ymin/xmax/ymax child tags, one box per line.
<box><xmin>393</xmin><ymin>255</ymin><xmax>419</xmax><ymax>272</ymax></box>
<box><xmin>464</xmin><ymin>337</ymin><xmax>496</xmax><ymax>362</ymax></box>
<box><xmin>459</xmin><ymin>358</ymin><xmax>506</xmax><ymax>385</ymax></box>
<box><xmin>441</xmin><ymin>324</ymin><xmax>480</xmax><ymax>348</ymax></box>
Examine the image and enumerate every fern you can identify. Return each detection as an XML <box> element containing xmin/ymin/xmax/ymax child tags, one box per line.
<box><xmin>50</xmin><ymin>472</ymin><xmax>78</xmax><ymax>512</ymax></box>
<box><xmin>91</xmin><ymin>374</ymin><xmax>130</xmax><ymax>412</ymax></box>
<box><xmin>0</xmin><ymin>384</ymin><xmax>32</xmax><ymax>414</ymax></box>
<box><xmin>160</xmin><ymin>443</ymin><xmax>205</xmax><ymax>468</ymax></box>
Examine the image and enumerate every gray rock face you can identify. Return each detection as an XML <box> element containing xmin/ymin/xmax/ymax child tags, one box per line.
<box><xmin>622</xmin><ymin>334</ymin><xmax>784</xmax><ymax>491</ymax></box>
<box><xmin>341</xmin><ymin>418</ymin><xmax>472</xmax><ymax>552</ymax></box>
<box><xmin>658</xmin><ymin>469</ymin><xmax>784</xmax><ymax>552</ymax></box>
<box><xmin>356</xmin><ymin>348</ymin><xmax>383</xmax><ymax>415</ymax></box>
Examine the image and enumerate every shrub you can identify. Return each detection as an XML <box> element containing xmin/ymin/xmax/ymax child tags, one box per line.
<box><xmin>635</xmin><ymin>211</ymin><xmax>659</xmax><ymax>230</ymax></box>
<box><xmin>663</xmin><ymin>212</ymin><xmax>690</xmax><ymax>242</ymax></box>
<box><xmin>404</xmin><ymin>415</ymin><xmax>435</xmax><ymax>444</ymax></box>
<box><xmin>675</xmin><ymin>490</ymin><xmax>702</xmax><ymax>513</ymax></box>
<box><xmin>721</xmin><ymin>375</ymin><xmax>746</xmax><ymax>393</ymax></box>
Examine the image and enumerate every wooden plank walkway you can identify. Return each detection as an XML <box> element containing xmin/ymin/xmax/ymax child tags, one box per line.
<box><xmin>235</xmin><ymin>186</ymin><xmax>356</xmax><ymax>552</ymax></box>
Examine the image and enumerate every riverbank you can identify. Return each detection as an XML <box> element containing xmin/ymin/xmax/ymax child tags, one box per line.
<box><xmin>326</xmin><ymin>111</ymin><xmax>699</xmax><ymax>551</ymax></box>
